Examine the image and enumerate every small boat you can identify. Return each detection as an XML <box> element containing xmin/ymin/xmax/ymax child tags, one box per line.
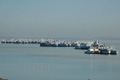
<box><xmin>85</xmin><ymin>48</ymin><xmax>94</xmax><ymax>54</ymax></box>
<box><xmin>1</xmin><ymin>40</ymin><xmax>6</xmax><ymax>43</ymax></box>
<box><xmin>99</xmin><ymin>49</ymin><xmax>111</xmax><ymax>54</ymax></box>
<box><xmin>110</xmin><ymin>50</ymin><xmax>118</xmax><ymax>55</ymax></box>
<box><xmin>40</xmin><ymin>42</ymin><xmax>51</xmax><ymax>47</ymax></box>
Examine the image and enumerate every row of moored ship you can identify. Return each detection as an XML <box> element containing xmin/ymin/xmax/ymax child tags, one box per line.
<box><xmin>1</xmin><ymin>39</ymin><xmax>118</xmax><ymax>55</ymax></box>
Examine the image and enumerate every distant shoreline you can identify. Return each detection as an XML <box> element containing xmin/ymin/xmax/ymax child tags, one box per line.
<box><xmin>0</xmin><ymin>37</ymin><xmax>120</xmax><ymax>41</ymax></box>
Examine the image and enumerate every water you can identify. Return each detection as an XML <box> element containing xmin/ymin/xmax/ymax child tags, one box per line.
<box><xmin>0</xmin><ymin>40</ymin><xmax>120</xmax><ymax>80</ymax></box>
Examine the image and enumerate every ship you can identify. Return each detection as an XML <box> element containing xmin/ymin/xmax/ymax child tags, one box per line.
<box><xmin>85</xmin><ymin>47</ymin><xmax>118</xmax><ymax>55</ymax></box>
<box><xmin>75</xmin><ymin>42</ymin><xmax>92</xmax><ymax>50</ymax></box>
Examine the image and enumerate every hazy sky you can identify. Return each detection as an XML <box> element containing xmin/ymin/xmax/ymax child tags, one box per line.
<box><xmin>0</xmin><ymin>0</ymin><xmax>120</xmax><ymax>39</ymax></box>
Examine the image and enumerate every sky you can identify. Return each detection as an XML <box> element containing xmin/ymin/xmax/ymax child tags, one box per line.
<box><xmin>0</xmin><ymin>0</ymin><xmax>120</xmax><ymax>39</ymax></box>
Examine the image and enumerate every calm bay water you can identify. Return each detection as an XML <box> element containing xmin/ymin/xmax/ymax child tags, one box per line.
<box><xmin>0</xmin><ymin>40</ymin><xmax>120</xmax><ymax>80</ymax></box>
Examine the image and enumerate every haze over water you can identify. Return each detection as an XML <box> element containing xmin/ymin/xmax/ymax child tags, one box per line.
<box><xmin>0</xmin><ymin>0</ymin><xmax>120</xmax><ymax>39</ymax></box>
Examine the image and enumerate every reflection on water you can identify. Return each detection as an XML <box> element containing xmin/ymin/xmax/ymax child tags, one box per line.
<box><xmin>0</xmin><ymin>40</ymin><xmax>120</xmax><ymax>80</ymax></box>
